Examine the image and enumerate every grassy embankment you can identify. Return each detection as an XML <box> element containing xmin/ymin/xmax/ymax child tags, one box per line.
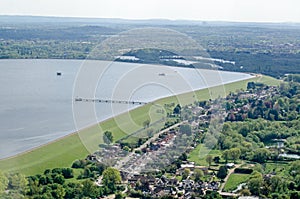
<box><xmin>0</xmin><ymin>75</ymin><xmax>281</xmax><ymax>176</ymax></box>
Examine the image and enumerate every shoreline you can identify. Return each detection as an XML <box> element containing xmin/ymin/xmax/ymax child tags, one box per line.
<box><xmin>0</xmin><ymin>74</ymin><xmax>280</xmax><ymax>175</ymax></box>
<box><xmin>0</xmin><ymin>74</ymin><xmax>255</xmax><ymax>161</ymax></box>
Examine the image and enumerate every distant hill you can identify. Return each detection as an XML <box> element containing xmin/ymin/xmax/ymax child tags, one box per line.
<box><xmin>1</xmin><ymin>15</ymin><xmax>300</xmax><ymax>28</ymax></box>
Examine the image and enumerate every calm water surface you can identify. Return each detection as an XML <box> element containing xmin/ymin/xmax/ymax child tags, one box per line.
<box><xmin>0</xmin><ymin>59</ymin><xmax>252</xmax><ymax>158</ymax></box>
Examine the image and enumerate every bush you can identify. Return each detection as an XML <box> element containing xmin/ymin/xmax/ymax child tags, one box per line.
<box><xmin>217</xmin><ymin>166</ymin><xmax>228</xmax><ymax>179</ymax></box>
<box><xmin>62</xmin><ymin>168</ymin><xmax>74</xmax><ymax>179</ymax></box>
<box><xmin>234</xmin><ymin>168</ymin><xmax>253</xmax><ymax>174</ymax></box>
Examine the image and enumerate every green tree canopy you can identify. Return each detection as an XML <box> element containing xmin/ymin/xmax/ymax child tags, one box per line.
<box><xmin>0</xmin><ymin>171</ymin><xmax>8</xmax><ymax>194</ymax></box>
<box><xmin>217</xmin><ymin>166</ymin><xmax>228</xmax><ymax>180</ymax></box>
<box><xmin>289</xmin><ymin>160</ymin><xmax>300</xmax><ymax>176</ymax></box>
<box><xmin>193</xmin><ymin>169</ymin><xmax>204</xmax><ymax>182</ymax></box>
<box><xmin>252</xmin><ymin>148</ymin><xmax>270</xmax><ymax>163</ymax></box>
<box><xmin>173</xmin><ymin>104</ymin><xmax>181</xmax><ymax>114</ymax></box>
<box><xmin>179</xmin><ymin>124</ymin><xmax>192</xmax><ymax>135</ymax></box>
<box><xmin>206</xmin><ymin>155</ymin><xmax>213</xmax><ymax>168</ymax></box>
<box><xmin>182</xmin><ymin>168</ymin><xmax>190</xmax><ymax>180</ymax></box>
<box><xmin>103</xmin><ymin>131</ymin><xmax>114</xmax><ymax>145</ymax></box>
<box><xmin>102</xmin><ymin>167</ymin><xmax>121</xmax><ymax>191</ymax></box>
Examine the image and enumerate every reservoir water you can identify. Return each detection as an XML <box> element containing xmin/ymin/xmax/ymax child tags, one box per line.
<box><xmin>0</xmin><ymin>59</ymin><xmax>252</xmax><ymax>159</ymax></box>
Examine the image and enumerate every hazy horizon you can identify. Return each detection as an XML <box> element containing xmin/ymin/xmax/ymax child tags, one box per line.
<box><xmin>1</xmin><ymin>0</ymin><xmax>300</xmax><ymax>23</ymax></box>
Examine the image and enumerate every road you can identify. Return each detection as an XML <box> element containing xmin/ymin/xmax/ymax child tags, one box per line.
<box><xmin>114</xmin><ymin>120</ymin><xmax>187</xmax><ymax>171</ymax></box>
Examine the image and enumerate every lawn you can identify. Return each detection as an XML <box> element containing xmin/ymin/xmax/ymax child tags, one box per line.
<box><xmin>264</xmin><ymin>161</ymin><xmax>290</xmax><ymax>177</ymax></box>
<box><xmin>254</xmin><ymin>75</ymin><xmax>282</xmax><ymax>86</ymax></box>
<box><xmin>188</xmin><ymin>144</ymin><xmax>222</xmax><ymax>166</ymax></box>
<box><xmin>0</xmin><ymin>75</ymin><xmax>279</xmax><ymax>176</ymax></box>
<box><xmin>223</xmin><ymin>173</ymin><xmax>250</xmax><ymax>192</ymax></box>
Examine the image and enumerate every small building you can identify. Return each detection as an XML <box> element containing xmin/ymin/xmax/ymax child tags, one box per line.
<box><xmin>226</xmin><ymin>163</ymin><xmax>235</xmax><ymax>168</ymax></box>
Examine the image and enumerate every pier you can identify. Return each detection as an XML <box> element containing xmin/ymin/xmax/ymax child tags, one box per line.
<box><xmin>74</xmin><ymin>97</ymin><xmax>148</xmax><ymax>105</ymax></box>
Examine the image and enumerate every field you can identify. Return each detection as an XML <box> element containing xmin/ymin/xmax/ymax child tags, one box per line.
<box><xmin>223</xmin><ymin>173</ymin><xmax>250</xmax><ymax>192</ymax></box>
<box><xmin>188</xmin><ymin>144</ymin><xmax>222</xmax><ymax>166</ymax></box>
<box><xmin>0</xmin><ymin>75</ymin><xmax>281</xmax><ymax>176</ymax></box>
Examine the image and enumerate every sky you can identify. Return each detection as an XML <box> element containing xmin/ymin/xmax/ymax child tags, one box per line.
<box><xmin>1</xmin><ymin>0</ymin><xmax>300</xmax><ymax>23</ymax></box>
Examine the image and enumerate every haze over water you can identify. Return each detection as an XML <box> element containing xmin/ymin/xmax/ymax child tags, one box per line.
<box><xmin>0</xmin><ymin>59</ymin><xmax>252</xmax><ymax>159</ymax></box>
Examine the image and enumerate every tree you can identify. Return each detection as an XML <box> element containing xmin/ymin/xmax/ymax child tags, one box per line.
<box><xmin>240</xmin><ymin>189</ymin><xmax>251</xmax><ymax>196</ymax></box>
<box><xmin>205</xmin><ymin>190</ymin><xmax>222</xmax><ymax>199</ymax></box>
<box><xmin>62</xmin><ymin>168</ymin><xmax>74</xmax><ymax>179</ymax></box>
<box><xmin>27</xmin><ymin>178</ymin><xmax>39</xmax><ymax>196</ymax></box>
<box><xmin>173</xmin><ymin>104</ymin><xmax>181</xmax><ymax>114</ymax></box>
<box><xmin>179</xmin><ymin>152</ymin><xmax>187</xmax><ymax>161</ymax></box>
<box><xmin>290</xmin><ymin>191</ymin><xmax>300</xmax><ymax>199</ymax></box>
<box><xmin>115</xmin><ymin>191</ymin><xmax>126</xmax><ymax>199</ymax></box>
<box><xmin>248</xmin><ymin>178</ymin><xmax>262</xmax><ymax>196</ymax></box>
<box><xmin>252</xmin><ymin>148</ymin><xmax>270</xmax><ymax>163</ymax></box>
<box><xmin>182</xmin><ymin>168</ymin><xmax>190</xmax><ymax>180</ymax></box>
<box><xmin>7</xmin><ymin>173</ymin><xmax>28</xmax><ymax>194</ymax></box>
<box><xmin>222</xmin><ymin>150</ymin><xmax>230</xmax><ymax>163</ymax></box>
<box><xmin>123</xmin><ymin>146</ymin><xmax>130</xmax><ymax>152</ymax></box>
<box><xmin>230</xmin><ymin>148</ymin><xmax>241</xmax><ymax>162</ymax></box>
<box><xmin>52</xmin><ymin>184</ymin><xmax>66</xmax><ymax>199</ymax></box>
<box><xmin>82</xmin><ymin>179</ymin><xmax>98</xmax><ymax>198</ymax></box>
<box><xmin>239</xmin><ymin>125</ymin><xmax>250</xmax><ymax>137</ymax></box>
<box><xmin>194</xmin><ymin>169</ymin><xmax>204</xmax><ymax>182</ymax></box>
<box><xmin>103</xmin><ymin>131</ymin><xmax>113</xmax><ymax>145</ymax></box>
<box><xmin>213</xmin><ymin>156</ymin><xmax>220</xmax><ymax>163</ymax></box>
<box><xmin>179</xmin><ymin>124</ymin><xmax>192</xmax><ymax>136</ymax></box>
<box><xmin>143</xmin><ymin>120</ymin><xmax>150</xmax><ymax>128</ymax></box>
<box><xmin>206</xmin><ymin>155</ymin><xmax>213</xmax><ymax>168</ymax></box>
<box><xmin>217</xmin><ymin>166</ymin><xmax>227</xmax><ymax>180</ymax></box>
<box><xmin>270</xmin><ymin>175</ymin><xmax>286</xmax><ymax>193</ymax></box>
<box><xmin>102</xmin><ymin>167</ymin><xmax>121</xmax><ymax>191</ymax></box>
<box><xmin>0</xmin><ymin>171</ymin><xmax>8</xmax><ymax>194</ymax></box>
<box><xmin>248</xmin><ymin>171</ymin><xmax>263</xmax><ymax>196</ymax></box>
<box><xmin>53</xmin><ymin>174</ymin><xmax>65</xmax><ymax>185</ymax></box>
<box><xmin>289</xmin><ymin>160</ymin><xmax>300</xmax><ymax>176</ymax></box>
<box><xmin>82</xmin><ymin>168</ymin><xmax>91</xmax><ymax>178</ymax></box>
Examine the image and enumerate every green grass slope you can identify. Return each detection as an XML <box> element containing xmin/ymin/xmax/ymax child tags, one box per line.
<box><xmin>0</xmin><ymin>75</ymin><xmax>280</xmax><ymax>176</ymax></box>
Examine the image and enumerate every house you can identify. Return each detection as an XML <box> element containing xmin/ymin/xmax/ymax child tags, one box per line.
<box><xmin>181</xmin><ymin>162</ymin><xmax>195</xmax><ymax>170</ymax></box>
<box><xmin>86</xmin><ymin>154</ymin><xmax>97</xmax><ymax>162</ymax></box>
<box><xmin>226</xmin><ymin>163</ymin><xmax>235</xmax><ymax>168</ymax></box>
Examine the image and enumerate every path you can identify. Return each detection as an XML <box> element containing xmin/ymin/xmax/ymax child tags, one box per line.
<box><xmin>218</xmin><ymin>164</ymin><xmax>241</xmax><ymax>197</ymax></box>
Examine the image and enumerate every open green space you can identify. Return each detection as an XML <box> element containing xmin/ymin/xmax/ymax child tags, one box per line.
<box><xmin>0</xmin><ymin>75</ymin><xmax>280</xmax><ymax>176</ymax></box>
<box><xmin>264</xmin><ymin>162</ymin><xmax>290</xmax><ymax>177</ymax></box>
<box><xmin>0</xmin><ymin>134</ymin><xmax>89</xmax><ymax>176</ymax></box>
<box><xmin>188</xmin><ymin>144</ymin><xmax>222</xmax><ymax>166</ymax></box>
<box><xmin>223</xmin><ymin>173</ymin><xmax>250</xmax><ymax>192</ymax></box>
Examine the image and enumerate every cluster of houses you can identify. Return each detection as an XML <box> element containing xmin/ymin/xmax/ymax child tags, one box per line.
<box><xmin>120</xmin><ymin>129</ymin><xmax>179</xmax><ymax>174</ymax></box>
<box><xmin>142</xmin><ymin>129</ymin><xmax>176</xmax><ymax>152</ymax></box>
<box><xmin>124</xmin><ymin>170</ymin><xmax>220</xmax><ymax>199</ymax></box>
<box><xmin>88</xmin><ymin>144</ymin><xmax>128</xmax><ymax>166</ymax></box>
